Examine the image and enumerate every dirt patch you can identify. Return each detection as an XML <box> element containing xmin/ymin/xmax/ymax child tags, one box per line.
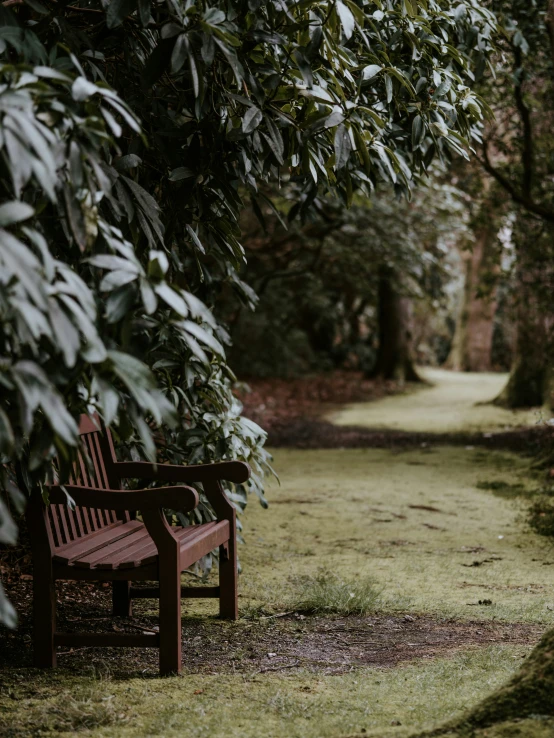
<box><xmin>1</xmin><ymin>578</ymin><xmax>542</xmax><ymax>678</ymax></box>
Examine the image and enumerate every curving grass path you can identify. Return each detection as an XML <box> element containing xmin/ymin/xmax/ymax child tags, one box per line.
<box><xmin>327</xmin><ymin>367</ymin><xmax>541</xmax><ymax>434</ymax></box>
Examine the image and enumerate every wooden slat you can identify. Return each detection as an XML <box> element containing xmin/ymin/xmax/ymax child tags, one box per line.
<box><xmin>180</xmin><ymin>521</ymin><xmax>229</xmax><ymax>570</ymax></box>
<box><xmin>48</xmin><ymin>507</ymin><xmax>64</xmax><ymax>548</ymax></box>
<box><xmin>81</xmin><ymin>436</ymin><xmax>97</xmax><ymax>488</ymax></box>
<box><xmin>94</xmin><ymin>508</ymin><xmax>107</xmax><ymax>527</ymax></box>
<box><xmin>73</xmin><ymin>526</ymin><xmax>151</xmax><ymax>569</ymax></box>
<box><xmin>77</xmin><ymin>450</ymin><xmax>93</xmax><ymax>489</ymax></box>
<box><xmin>91</xmin><ymin>433</ymin><xmax>110</xmax><ymax>489</ymax></box>
<box><xmin>91</xmin><ymin>521</ymin><xmax>230</xmax><ymax>571</ymax></box>
<box><xmin>53</xmin><ymin>563</ymin><xmax>158</xmax><ymax>582</ymax></box>
<box><xmin>80</xmin><ymin>507</ymin><xmax>93</xmax><ymax>536</ymax></box>
<box><xmin>65</xmin><ymin>506</ymin><xmax>79</xmax><ymax>540</ymax></box>
<box><xmin>175</xmin><ymin>521</ymin><xmax>218</xmax><ymax>544</ymax></box>
<box><xmin>54</xmin><ymin>632</ymin><xmax>159</xmax><ymax>648</ymax></box>
<box><xmin>88</xmin><ymin>507</ymin><xmax>99</xmax><ymax>531</ymax></box>
<box><xmin>100</xmin><ymin>534</ymin><xmax>158</xmax><ymax>570</ymax></box>
<box><xmin>78</xmin><ymin>414</ymin><xmax>101</xmax><ymax>435</ymax></box>
<box><xmin>72</xmin><ymin>505</ymin><xmax>84</xmax><ymax>537</ymax></box>
<box><xmin>53</xmin><ymin>520</ymin><xmax>142</xmax><ymax>564</ymax></box>
<box><xmin>116</xmin><ymin>524</ymin><xmax>218</xmax><ymax>571</ymax></box>
<box><xmin>56</xmin><ymin>506</ymin><xmax>71</xmax><ymax>544</ymax></box>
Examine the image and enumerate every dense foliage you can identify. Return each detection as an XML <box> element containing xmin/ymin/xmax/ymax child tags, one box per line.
<box><xmin>228</xmin><ymin>182</ymin><xmax>468</xmax><ymax>377</ymax></box>
<box><xmin>0</xmin><ymin>0</ymin><xmax>496</xmax><ymax>625</ymax></box>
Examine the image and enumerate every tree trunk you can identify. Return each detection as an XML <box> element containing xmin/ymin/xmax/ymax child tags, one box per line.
<box><xmin>412</xmin><ymin>627</ymin><xmax>554</xmax><ymax>737</ymax></box>
<box><xmin>446</xmin><ymin>204</ymin><xmax>500</xmax><ymax>372</ymax></box>
<box><xmin>495</xmin><ymin>215</ymin><xmax>553</xmax><ymax>409</ymax></box>
<box><xmin>494</xmin><ymin>297</ymin><xmax>548</xmax><ymax>408</ymax></box>
<box><xmin>369</xmin><ymin>267</ymin><xmax>421</xmax><ymax>383</ymax></box>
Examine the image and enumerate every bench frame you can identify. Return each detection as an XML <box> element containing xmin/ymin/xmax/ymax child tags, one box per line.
<box><xmin>26</xmin><ymin>414</ymin><xmax>250</xmax><ymax>675</ymax></box>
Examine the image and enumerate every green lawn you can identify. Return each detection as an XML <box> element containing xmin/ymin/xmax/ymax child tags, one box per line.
<box><xmin>1</xmin><ymin>440</ymin><xmax>551</xmax><ymax>737</ymax></box>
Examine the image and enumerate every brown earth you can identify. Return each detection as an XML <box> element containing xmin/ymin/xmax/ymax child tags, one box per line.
<box><xmin>0</xmin><ymin>577</ymin><xmax>542</xmax><ymax>679</ymax></box>
<box><xmin>236</xmin><ymin>371</ymin><xmax>400</xmax><ymax>431</ymax></box>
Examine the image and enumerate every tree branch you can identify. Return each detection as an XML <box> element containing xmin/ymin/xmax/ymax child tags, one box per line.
<box><xmin>512</xmin><ymin>46</ymin><xmax>534</xmax><ymax>197</ymax></box>
<box><xmin>478</xmin><ymin>140</ymin><xmax>554</xmax><ymax>223</ymax></box>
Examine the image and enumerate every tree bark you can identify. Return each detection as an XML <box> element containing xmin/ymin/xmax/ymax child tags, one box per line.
<box><xmin>369</xmin><ymin>267</ymin><xmax>421</xmax><ymax>383</ymax></box>
<box><xmin>494</xmin><ymin>298</ymin><xmax>548</xmax><ymax>408</ymax></box>
<box><xmin>446</xmin><ymin>211</ymin><xmax>500</xmax><ymax>372</ymax></box>
<box><xmin>495</xmin><ymin>217</ymin><xmax>553</xmax><ymax>409</ymax></box>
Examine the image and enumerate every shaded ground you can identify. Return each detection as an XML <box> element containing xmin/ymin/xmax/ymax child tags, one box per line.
<box><xmin>267</xmin><ymin>417</ymin><xmax>553</xmax><ymax>453</ymax></box>
<box><xmin>242</xmin><ymin>368</ymin><xmax>554</xmax><ymax>454</ymax></box>
<box><xmin>0</xmin><ymin>645</ymin><xmax>536</xmax><ymax>738</ymax></box>
<box><xmin>1</xmin><ymin>579</ymin><xmax>542</xmax><ymax>677</ymax></box>
<box><xmin>237</xmin><ymin>370</ymin><xmax>400</xmax><ymax>431</ymax></box>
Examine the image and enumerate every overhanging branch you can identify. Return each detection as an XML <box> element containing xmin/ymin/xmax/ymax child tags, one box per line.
<box><xmin>479</xmin><ymin>141</ymin><xmax>554</xmax><ymax>224</ymax></box>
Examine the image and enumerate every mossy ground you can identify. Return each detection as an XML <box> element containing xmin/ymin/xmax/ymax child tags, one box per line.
<box><xmin>1</xmin><ymin>371</ymin><xmax>553</xmax><ymax>737</ymax></box>
<box><xmin>0</xmin><ymin>645</ymin><xmax>535</xmax><ymax>738</ymax></box>
<box><xmin>240</xmin><ymin>447</ymin><xmax>554</xmax><ymax>624</ymax></box>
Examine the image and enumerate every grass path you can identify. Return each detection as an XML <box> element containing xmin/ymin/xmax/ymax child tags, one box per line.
<box><xmin>241</xmin><ymin>446</ymin><xmax>553</xmax><ymax>624</ymax></box>
<box><xmin>328</xmin><ymin>367</ymin><xmax>541</xmax><ymax>434</ymax></box>
<box><xmin>1</xmin><ymin>370</ymin><xmax>553</xmax><ymax>738</ymax></box>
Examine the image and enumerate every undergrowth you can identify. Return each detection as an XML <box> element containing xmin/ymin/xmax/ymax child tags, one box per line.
<box><xmin>290</xmin><ymin>570</ymin><xmax>382</xmax><ymax>616</ymax></box>
<box><xmin>528</xmin><ymin>495</ymin><xmax>554</xmax><ymax>538</ymax></box>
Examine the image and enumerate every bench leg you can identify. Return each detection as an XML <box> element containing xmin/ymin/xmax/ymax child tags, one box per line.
<box><xmin>33</xmin><ymin>566</ymin><xmax>56</xmax><ymax>668</ymax></box>
<box><xmin>159</xmin><ymin>561</ymin><xmax>182</xmax><ymax>676</ymax></box>
<box><xmin>112</xmin><ymin>581</ymin><xmax>132</xmax><ymax>617</ymax></box>
<box><xmin>219</xmin><ymin>525</ymin><xmax>238</xmax><ymax>620</ymax></box>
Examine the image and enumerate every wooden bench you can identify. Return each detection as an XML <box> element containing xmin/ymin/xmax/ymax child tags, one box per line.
<box><xmin>26</xmin><ymin>414</ymin><xmax>250</xmax><ymax>675</ymax></box>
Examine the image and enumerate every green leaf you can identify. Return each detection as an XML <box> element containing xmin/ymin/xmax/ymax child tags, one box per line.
<box><xmin>138</xmin><ymin>0</ymin><xmax>151</xmax><ymax>26</ymax></box>
<box><xmin>106</xmin><ymin>0</ymin><xmax>136</xmax><ymax>29</ymax></box>
<box><xmin>334</xmin><ymin>124</ymin><xmax>352</xmax><ymax>170</ymax></box>
<box><xmin>72</xmin><ymin>77</ymin><xmax>99</xmax><ymax>101</ymax></box>
<box><xmin>412</xmin><ymin>114</ymin><xmax>424</xmax><ymax>149</ymax></box>
<box><xmin>169</xmin><ymin>167</ymin><xmax>195</xmax><ymax>181</ymax></box>
<box><xmin>242</xmin><ymin>107</ymin><xmax>263</xmax><ymax>133</ymax></box>
<box><xmin>114</xmin><ymin>154</ymin><xmax>142</xmax><ymax>171</ymax></box>
<box><xmin>171</xmin><ymin>34</ymin><xmax>188</xmax><ymax>74</ymax></box>
<box><xmin>0</xmin><ymin>407</ymin><xmax>14</xmax><ymax>456</ymax></box>
<box><xmin>63</xmin><ymin>186</ymin><xmax>87</xmax><ymax>252</ymax></box>
<box><xmin>142</xmin><ymin>39</ymin><xmax>174</xmax><ymax>88</ymax></box>
<box><xmin>0</xmin><ymin>201</ymin><xmax>33</xmax><ymax>227</ymax></box>
<box><xmin>182</xmin><ymin>320</ymin><xmax>225</xmax><ymax>357</ymax></box>
<box><xmin>362</xmin><ymin>64</ymin><xmax>381</xmax><ymax>81</ymax></box>
<box><xmin>336</xmin><ymin>1</ymin><xmax>356</xmax><ymax>40</ymax></box>
<box><xmin>154</xmin><ymin>283</ymin><xmax>190</xmax><ymax>317</ymax></box>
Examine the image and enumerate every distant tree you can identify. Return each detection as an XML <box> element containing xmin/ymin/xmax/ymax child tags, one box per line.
<box><xmin>0</xmin><ymin>0</ymin><xmax>495</xmax><ymax>625</ymax></box>
<box><xmin>446</xmin><ymin>178</ymin><xmax>504</xmax><ymax>373</ymax></box>
<box><xmin>230</xmin><ymin>182</ymin><xmax>468</xmax><ymax>379</ymax></box>
<box><xmin>476</xmin><ymin>0</ymin><xmax>554</xmax><ymax>406</ymax></box>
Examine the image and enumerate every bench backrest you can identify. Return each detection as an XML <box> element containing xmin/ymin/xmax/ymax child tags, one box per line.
<box><xmin>46</xmin><ymin>414</ymin><xmax>128</xmax><ymax>549</ymax></box>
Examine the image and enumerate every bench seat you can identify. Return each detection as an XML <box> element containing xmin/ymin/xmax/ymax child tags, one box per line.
<box><xmin>53</xmin><ymin>519</ymin><xmax>230</xmax><ymax>571</ymax></box>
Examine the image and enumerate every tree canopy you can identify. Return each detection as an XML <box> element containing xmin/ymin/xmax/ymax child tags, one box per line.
<box><xmin>0</xmin><ymin>0</ymin><xmax>496</xmax><ymax>625</ymax></box>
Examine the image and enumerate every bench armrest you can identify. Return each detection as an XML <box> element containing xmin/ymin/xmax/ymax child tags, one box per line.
<box><xmin>47</xmin><ymin>485</ymin><xmax>199</xmax><ymax>512</ymax></box>
<box><xmin>112</xmin><ymin>460</ymin><xmax>250</xmax><ymax>484</ymax></box>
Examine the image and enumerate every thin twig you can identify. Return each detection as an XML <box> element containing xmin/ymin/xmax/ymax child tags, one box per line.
<box><xmin>258</xmin><ymin>611</ymin><xmax>295</xmax><ymax>620</ymax></box>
